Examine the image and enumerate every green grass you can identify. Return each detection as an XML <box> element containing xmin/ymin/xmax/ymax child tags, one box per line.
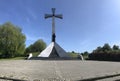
<box><xmin>82</xmin><ymin>55</ymin><xmax>89</xmax><ymax>60</ymax></box>
<box><xmin>0</xmin><ymin>57</ymin><xmax>26</xmax><ymax>60</ymax></box>
<box><xmin>32</xmin><ymin>52</ymin><xmax>40</xmax><ymax>57</ymax></box>
<box><xmin>68</xmin><ymin>52</ymin><xmax>78</xmax><ymax>58</ymax></box>
<box><xmin>0</xmin><ymin>52</ymin><xmax>40</xmax><ymax>60</ymax></box>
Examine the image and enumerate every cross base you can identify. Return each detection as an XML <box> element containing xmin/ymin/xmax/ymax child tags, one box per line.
<box><xmin>52</xmin><ymin>33</ymin><xmax>56</xmax><ymax>42</ymax></box>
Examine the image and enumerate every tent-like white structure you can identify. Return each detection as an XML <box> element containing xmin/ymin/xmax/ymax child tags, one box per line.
<box><xmin>38</xmin><ymin>42</ymin><xmax>69</xmax><ymax>58</ymax></box>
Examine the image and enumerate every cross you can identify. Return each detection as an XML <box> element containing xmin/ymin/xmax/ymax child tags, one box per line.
<box><xmin>45</xmin><ymin>8</ymin><xmax>63</xmax><ymax>42</ymax></box>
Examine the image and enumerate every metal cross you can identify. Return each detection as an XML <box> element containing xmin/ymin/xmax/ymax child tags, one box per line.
<box><xmin>45</xmin><ymin>8</ymin><xmax>63</xmax><ymax>42</ymax></box>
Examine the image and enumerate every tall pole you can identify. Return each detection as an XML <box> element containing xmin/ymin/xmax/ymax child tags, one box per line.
<box><xmin>52</xmin><ymin>16</ymin><xmax>56</xmax><ymax>42</ymax></box>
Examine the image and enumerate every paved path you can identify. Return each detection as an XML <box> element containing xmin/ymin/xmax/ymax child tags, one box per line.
<box><xmin>0</xmin><ymin>60</ymin><xmax>120</xmax><ymax>81</ymax></box>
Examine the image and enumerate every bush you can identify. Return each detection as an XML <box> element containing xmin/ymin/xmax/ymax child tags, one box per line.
<box><xmin>89</xmin><ymin>53</ymin><xmax>120</xmax><ymax>61</ymax></box>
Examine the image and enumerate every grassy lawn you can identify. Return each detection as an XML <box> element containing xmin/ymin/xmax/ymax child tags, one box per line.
<box><xmin>32</xmin><ymin>52</ymin><xmax>40</xmax><ymax>57</ymax></box>
<box><xmin>0</xmin><ymin>57</ymin><xmax>26</xmax><ymax>60</ymax></box>
<box><xmin>0</xmin><ymin>52</ymin><xmax>40</xmax><ymax>60</ymax></box>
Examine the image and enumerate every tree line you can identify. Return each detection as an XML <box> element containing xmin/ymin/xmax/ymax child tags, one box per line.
<box><xmin>1</xmin><ymin>22</ymin><xmax>120</xmax><ymax>61</ymax></box>
<box><xmin>89</xmin><ymin>43</ymin><xmax>120</xmax><ymax>61</ymax></box>
<box><xmin>0</xmin><ymin>22</ymin><xmax>46</xmax><ymax>58</ymax></box>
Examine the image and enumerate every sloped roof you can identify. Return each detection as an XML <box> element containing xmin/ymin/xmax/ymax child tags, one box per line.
<box><xmin>38</xmin><ymin>42</ymin><xmax>70</xmax><ymax>57</ymax></box>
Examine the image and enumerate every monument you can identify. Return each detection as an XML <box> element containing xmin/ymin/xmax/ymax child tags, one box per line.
<box><xmin>38</xmin><ymin>8</ymin><xmax>70</xmax><ymax>58</ymax></box>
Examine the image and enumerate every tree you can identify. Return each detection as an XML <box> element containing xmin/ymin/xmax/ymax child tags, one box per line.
<box><xmin>83</xmin><ymin>51</ymin><xmax>89</xmax><ymax>55</ymax></box>
<box><xmin>93</xmin><ymin>46</ymin><xmax>103</xmax><ymax>53</ymax></box>
<box><xmin>89</xmin><ymin>43</ymin><xmax>120</xmax><ymax>61</ymax></box>
<box><xmin>113</xmin><ymin>45</ymin><xmax>119</xmax><ymax>50</ymax></box>
<box><xmin>68</xmin><ymin>51</ymin><xmax>78</xmax><ymax>58</ymax></box>
<box><xmin>72</xmin><ymin>51</ymin><xmax>75</xmax><ymax>53</ymax></box>
<box><xmin>25</xmin><ymin>44</ymin><xmax>33</xmax><ymax>53</ymax></box>
<box><xmin>26</xmin><ymin>39</ymin><xmax>46</xmax><ymax>53</ymax></box>
<box><xmin>112</xmin><ymin>45</ymin><xmax>120</xmax><ymax>54</ymax></box>
<box><xmin>0</xmin><ymin>22</ymin><xmax>26</xmax><ymax>58</ymax></box>
<box><xmin>102</xmin><ymin>43</ymin><xmax>112</xmax><ymax>53</ymax></box>
<box><xmin>81</xmin><ymin>51</ymin><xmax>89</xmax><ymax>60</ymax></box>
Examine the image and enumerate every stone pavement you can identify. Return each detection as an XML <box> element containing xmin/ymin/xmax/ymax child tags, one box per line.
<box><xmin>0</xmin><ymin>60</ymin><xmax>120</xmax><ymax>81</ymax></box>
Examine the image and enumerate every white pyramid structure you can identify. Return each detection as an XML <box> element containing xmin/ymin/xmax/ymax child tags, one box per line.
<box><xmin>38</xmin><ymin>42</ymin><xmax>69</xmax><ymax>57</ymax></box>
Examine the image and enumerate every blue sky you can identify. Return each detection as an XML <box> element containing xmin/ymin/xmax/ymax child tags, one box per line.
<box><xmin>0</xmin><ymin>0</ymin><xmax>120</xmax><ymax>53</ymax></box>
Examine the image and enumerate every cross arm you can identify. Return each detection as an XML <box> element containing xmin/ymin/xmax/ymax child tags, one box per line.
<box><xmin>55</xmin><ymin>14</ymin><xmax>63</xmax><ymax>19</ymax></box>
<box><xmin>45</xmin><ymin>14</ymin><xmax>53</xmax><ymax>19</ymax></box>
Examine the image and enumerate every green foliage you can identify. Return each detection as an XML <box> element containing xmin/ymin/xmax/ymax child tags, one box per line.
<box><xmin>25</xmin><ymin>39</ymin><xmax>46</xmax><ymax>53</ymax></box>
<box><xmin>33</xmin><ymin>52</ymin><xmax>40</xmax><ymax>57</ymax></box>
<box><xmin>0</xmin><ymin>57</ymin><xmax>26</xmax><ymax>60</ymax></box>
<box><xmin>68</xmin><ymin>51</ymin><xmax>78</xmax><ymax>58</ymax></box>
<box><xmin>93</xmin><ymin>43</ymin><xmax>112</xmax><ymax>54</ymax></box>
<box><xmin>0</xmin><ymin>22</ymin><xmax>26</xmax><ymax>58</ymax></box>
<box><xmin>89</xmin><ymin>43</ymin><xmax>120</xmax><ymax>61</ymax></box>
<box><xmin>68</xmin><ymin>51</ymin><xmax>89</xmax><ymax>59</ymax></box>
<box><xmin>113</xmin><ymin>45</ymin><xmax>119</xmax><ymax>50</ymax></box>
<box><xmin>81</xmin><ymin>51</ymin><xmax>89</xmax><ymax>60</ymax></box>
<box><xmin>102</xmin><ymin>43</ymin><xmax>112</xmax><ymax>53</ymax></box>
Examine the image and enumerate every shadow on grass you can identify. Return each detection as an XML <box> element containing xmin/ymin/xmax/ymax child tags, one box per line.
<box><xmin>0</xmin><ymin>77</ymin><xmax>27</xmax><ymax>81</ymax></box>
<box><xmin>78</xmin><ymin>73</ymin><xmax>120</xmax><ymax>81</ymax></box>
<box><xmin>29</xmin><ymin>57</ymin><xmax>82</xmax><ymax>60</ymax></box>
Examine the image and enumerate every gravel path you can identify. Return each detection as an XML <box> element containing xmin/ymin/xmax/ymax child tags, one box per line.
<box><xmin>0</xmin><ymin>60</ymin><xmax>120</xmax><ymax>81</ymax></box>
